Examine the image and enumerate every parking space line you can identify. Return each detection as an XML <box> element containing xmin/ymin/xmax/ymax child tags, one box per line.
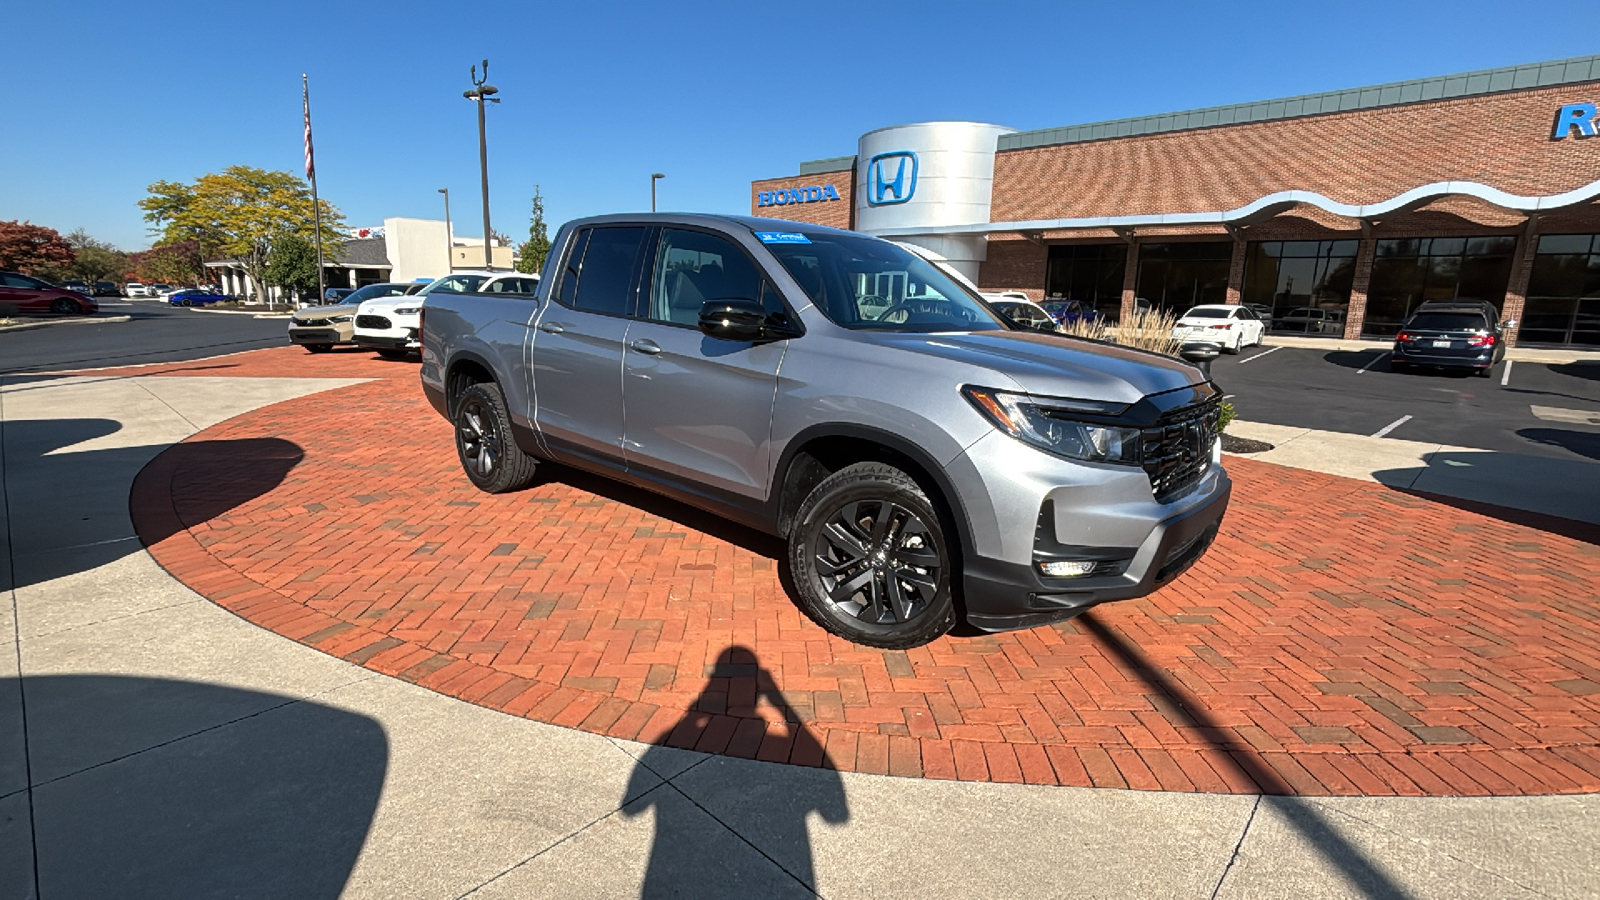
<box><xmin>1356</xmin><ymin>351</ymin><xmax>1390</xmax><ymax>374</ymax></box>
<box><xmin>1500</xmin><ymin>359</ymin><xmax>1513</xmax><ymax>386</ymax></box>
<box><xmin>1371</xmin><ymin>415</ymin><xmax>1412</xmax><ymax>438</ymax></box>
<box><xmin>1238</xmin><ymin>346</ymin><xmax>1281</xmax><ymax>364</ymax></box>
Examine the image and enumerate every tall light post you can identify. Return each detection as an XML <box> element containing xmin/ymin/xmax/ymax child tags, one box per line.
<box><xmin>651</xmin><ymin>172</ymin><xmax>665</xmax><ymax>213</ymax></box>
<box><xmin>437</xmin><ymin>188</ymin><xmax>453</xmax><ymax>272</ymax></box>
<box><xmin>463</xmin><ymin>59</ymin><xmax>500</xmax><ymax>270</ymax></box>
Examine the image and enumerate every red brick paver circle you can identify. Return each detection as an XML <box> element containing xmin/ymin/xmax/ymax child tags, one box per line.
<box><xmin>126</xmin><ymin>347</ymin><xmax>1600</xmax><ymax>796</ymax></box>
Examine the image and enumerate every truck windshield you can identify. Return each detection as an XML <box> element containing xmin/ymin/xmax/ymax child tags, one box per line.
<box><xmin>763</xmin><ymin>233</ymin><xmax>1007</xmax><ymax>333</ymax></box>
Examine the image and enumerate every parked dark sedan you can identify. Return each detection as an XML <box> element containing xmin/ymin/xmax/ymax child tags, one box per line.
<box><xmin>1391</xmin><ymin>301</ymin><xmax>1509</xmax><ymax>377</ymax></box>
<box><xmin>168</xmin><ymin>288</ymin><xmax>233</xmax><ymax>307</ymax></box>
<box><xmin>92</xmin><ymin>282</ymin><xmax>122</xmax><ymax>297</ymax></box>
<box><xmin>0</xmin><ymin>270</ymin><xmax>98</xmax><ymax>315</ymax></box>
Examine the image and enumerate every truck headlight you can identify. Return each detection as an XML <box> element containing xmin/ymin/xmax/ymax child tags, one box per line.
<box><xmin>962</xmin><ymin>386</ymin><xmax>1140</xmax><ymax>465</ymax></box>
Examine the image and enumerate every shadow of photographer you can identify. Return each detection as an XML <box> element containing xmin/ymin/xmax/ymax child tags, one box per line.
<box><xmin>622</xmin><ymin>645</ymin><xmax>848</xmax><ymax>899</ymax></box>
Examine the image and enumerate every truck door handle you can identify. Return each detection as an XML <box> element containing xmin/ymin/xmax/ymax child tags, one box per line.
<box><xmin>629</xmin><ymin>339</ymin><xmax>662</xmax><ymax>355</ymax></box>
<box><xmin>538</xmin><ymin>322</ymin><xmax>565</xmax><ymax>334</ymax></box>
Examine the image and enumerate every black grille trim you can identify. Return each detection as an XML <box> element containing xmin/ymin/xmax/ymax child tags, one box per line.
<box><xmin>1141</xmin><ymin>399</ymin><xmax>1220</xmax><ymax>503</ymax></box>
<box><xmin>356</xmin><ymin>314</ymin><xmax>392</xmax><ymax>329</ymax></box>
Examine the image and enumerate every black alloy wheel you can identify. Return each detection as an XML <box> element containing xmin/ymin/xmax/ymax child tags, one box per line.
<box><xmin>50</xmin><ymin>298</ymin><xmax>79</xmax><ymax>315</ymax></box>
<box><xmin>453</xmin><ymin>382</ymin><xmax>538</xmax><ymax>494</ymax></box>
<box><xmin>181</xmin><ymin>298</ymin><xmax>193</xmax><ymax>306</ymax></box>
<box><xmin>814</xmin><ymin>499</ymin><xmax>941</xmax><ymax>626</ymax></box>
<box><xmin>789</xmin><ymin>462</ymin><xmax>956</xmax><ymax>648</ymax></box>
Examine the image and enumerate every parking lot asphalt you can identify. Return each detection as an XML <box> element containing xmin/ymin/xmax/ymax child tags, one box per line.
<box><xmin>0</xmin><ymin>299</ymin><xmax>289</xmax><ymax>375</ymax></box>
<box><xmin>1212</xmin><ymin>345</ymin><xmax>1600</xmax><ymax>463</ymax></box>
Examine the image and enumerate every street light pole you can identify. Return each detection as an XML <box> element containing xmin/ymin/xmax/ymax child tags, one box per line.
<box><xmin>651</xmin><ymin>172</ymin><xmax>665</xmax><ymax>213</ymax></box>
<box><xmin>464</xmin><ymin>60</ymin><xmax>500</xmax><ymax>271</ymax></box>
<box><xmin>437</xmin><ymin>188</ymin><xmax>452</xmax><ymax>272</ymax></box>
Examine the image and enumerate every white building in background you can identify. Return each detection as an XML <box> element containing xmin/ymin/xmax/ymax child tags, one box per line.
<box><xmin>206</xmin><ymin>217</ymin><xmax>516</xmax><ymax>301</ymax></box>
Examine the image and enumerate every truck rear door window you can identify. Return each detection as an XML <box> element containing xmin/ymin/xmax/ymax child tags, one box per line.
<box><xmin>570</xmin><ymin>227</ymin><xmax>645</xmax><ymax>317</ymax></box>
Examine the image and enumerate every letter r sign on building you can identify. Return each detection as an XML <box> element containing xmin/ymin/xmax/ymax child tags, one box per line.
<box><xmin>1553</xmin><ymin>103</ymin><xmax>1598</xmax><ymax>139</ymax></box>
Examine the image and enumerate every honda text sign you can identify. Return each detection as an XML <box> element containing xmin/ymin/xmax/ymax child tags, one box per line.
<box><xmin>867</xmin><ymin>151</ymin><xmax>919</xmax><ymax>205</ymax></box>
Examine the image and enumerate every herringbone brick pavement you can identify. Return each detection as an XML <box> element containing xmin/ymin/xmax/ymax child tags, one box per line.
<box><xmin>126</xmin><ymin>347</ymin><xmax>1600</xmax><ymax>795</ymax></box>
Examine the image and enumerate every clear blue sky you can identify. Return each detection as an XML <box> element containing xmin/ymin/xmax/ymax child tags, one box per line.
<box><xmin>3</xmin><ymin>0</ymin><xmax>1595</xmax><ymax>251</ymax></box>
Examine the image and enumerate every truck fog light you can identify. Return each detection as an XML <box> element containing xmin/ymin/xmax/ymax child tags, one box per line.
<box><xmin>1038</xmin><ymin>560</ymin><xmax>1097</xmax><ymax>578</ymax></box>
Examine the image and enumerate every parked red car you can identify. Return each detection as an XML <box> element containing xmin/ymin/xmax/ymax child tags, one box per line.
<box><xmin>0</xmin><ymin>271</ymin><xmax>98</xmax><ymax>315</ymax></box>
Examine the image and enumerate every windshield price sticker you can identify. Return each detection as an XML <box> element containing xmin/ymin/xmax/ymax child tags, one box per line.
<box><xmin>755</xmin><ymin>232</ymin><xmax>811</xmax><ymax>244</ymax></box>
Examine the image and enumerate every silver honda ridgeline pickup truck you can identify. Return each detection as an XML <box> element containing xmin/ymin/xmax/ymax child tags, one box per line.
<box><xmin>421</xmin><ymin>214</ymin><xmax>1229</xmax><ymax>649</ymax></box>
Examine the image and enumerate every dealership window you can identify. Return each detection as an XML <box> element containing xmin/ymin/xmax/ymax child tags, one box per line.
<box><xmin>1135</xmin><ymin>242</ymin><xmax>1232</xmax><ymax>316</ymax></box>
<box><xmin>1045</xmin><ymin>244</ymin><xmax>1126</xmax><ymax>322</ymax></box>
<box><xmin>1242</xmin><ymin>240</ymin><xmax>1358</xmax><ymax>334</ymax></box>
<box><xmin>1363</xmin><ymin>236</ymin><xmax>1516</xmax><ymax>338</ymax></box>
<box><xmin>1521</xmin><ymin>234</ymin><xmax>1600</xmax><ymax>346</ymax></box>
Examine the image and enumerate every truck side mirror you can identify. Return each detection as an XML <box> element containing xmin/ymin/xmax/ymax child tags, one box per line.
<box><xmin>699</xmin><ymin>299</ymin><xmax>768</xmax><ymax>342</ymax></box>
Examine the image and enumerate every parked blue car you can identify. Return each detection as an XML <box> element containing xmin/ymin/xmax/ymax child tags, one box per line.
<box><xmin>168</xmin><ymin>288</ymin><xmax>232</xmax><ymax>307</ymax></box>
<box><xmin>1041</xmin><ymin>299</ymin><xmax>1100</xmax><ymax>326</ymax></box>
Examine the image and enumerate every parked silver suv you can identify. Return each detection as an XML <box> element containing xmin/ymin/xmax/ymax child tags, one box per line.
<box><xmin>420</xmin><ymin>215</ymin><xmax>1230</xmax><ymax>648</ymax></box>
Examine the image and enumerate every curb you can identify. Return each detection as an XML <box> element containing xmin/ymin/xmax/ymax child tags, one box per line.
<box><xmin>1260</xmin><ymin>335</ymin><xmax>1600</xmax><ymax>363</ymax></box>
<box><xmin>185</xmin><ymin>306</ymin><xmax>293</xmax><ymax>318</ymax></box>
<box><xmin>0</xmin><ymin>315</ymin><xmax>132</xmax><ymax>333</ymax></box>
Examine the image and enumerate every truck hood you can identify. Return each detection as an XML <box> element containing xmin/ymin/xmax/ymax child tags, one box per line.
<box><xmin>874</xmin><ymin>330</ymin><xmax>1203</xmax><ymax>406</ymax></box>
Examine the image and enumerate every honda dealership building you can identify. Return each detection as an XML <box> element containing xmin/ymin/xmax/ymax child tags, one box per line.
<box><xmin>750</xmin><ymin>55</ymin><xmax>1600</xmax><ymax>347</ymax></box>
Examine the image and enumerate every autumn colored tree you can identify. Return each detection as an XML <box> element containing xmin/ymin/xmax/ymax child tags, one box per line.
<box><xmin>0</xmin><ymin>221</ymin><xmax>76</xmax><ymax>275</ymax></box>
<box><xmin>139</xmin><ymin>166</ymin><xmax>343</xmax><ymax>303</ymax></box>
<box><xmin>514</xmin><ymin>186</ymin><xmax>551</xmax><ymax>275</ymax></box>
<box><xmin>131</xmin><ymin>239</ymin><xmax>205</xmax><ymax>286</ymax></box>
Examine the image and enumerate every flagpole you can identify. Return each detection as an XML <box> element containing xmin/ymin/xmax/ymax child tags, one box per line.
<box><xmin>304</xmin><ymin>73</ymin><xmax>326</xmax><ymax>306</ymax></box>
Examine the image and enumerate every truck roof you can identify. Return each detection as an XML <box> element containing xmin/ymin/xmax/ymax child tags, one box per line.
<box><xmin>561</xmin><ymin>212</ymin><xmax>859</xmax><ymax>239</ymax></box>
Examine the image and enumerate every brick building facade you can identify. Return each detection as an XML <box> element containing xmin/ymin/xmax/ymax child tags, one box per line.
<box><xmin>752</xmin><ymin>56</ymin><xmax>1600</xmax><ymax>347</ymax></box>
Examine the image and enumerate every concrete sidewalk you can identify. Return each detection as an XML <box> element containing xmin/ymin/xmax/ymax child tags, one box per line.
<box><xmin>1228</xmin><ymin>419</ymin><xmax>1600</xmax><ymax>526</ymax></box>
<box><xmin>2</xmin><ymin>371</ymin><xmax>1597</xmax><ymax>899</ymax></box>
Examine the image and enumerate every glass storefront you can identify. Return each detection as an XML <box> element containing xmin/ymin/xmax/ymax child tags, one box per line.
<box><xmin>1522</xmin><ymin>234</ymin><xmax>1600</xmax><ymax>346</ymax></box>
<box><xmin>1135</xmin><ymin>242</ymin><xmax>1232</xmax><ymax>316</ymax></box>
<box><xmin>1242</xmin><ymin>240</ymin><xmax>1358</xmax><ymax>335</ymax></box>
<box><xmin>1044</xmin><ymin>243</ymin><xmax>1127</xmax><ymax>322</ymax></box>
<box><xmin>1363</xmin><ymin>236</ymin><xmax>1516</xmax><ymax>338</ymax></box>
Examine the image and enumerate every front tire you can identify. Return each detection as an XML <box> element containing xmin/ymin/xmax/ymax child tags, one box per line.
<box><xmin>50</xmin><ymin>298</ymin><xmax>79</xmax><ymax>315</ymax></box>
<box><xmin>788</xmin><ymin>462</ymin><xmax>956</xmax><ymax>649</ymax></box>
<box><xmin>454</xmin><ymin>382</ymin><xmax>538</xmax><ymax>494</ymax></box>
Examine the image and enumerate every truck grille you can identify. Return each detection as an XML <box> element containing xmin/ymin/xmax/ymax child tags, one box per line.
<box><xmin>1141</xmin><ymin>400</ymin><xmax>1220</xmax><ymax>503</ymax></box>
<box><xmin>356</xmin><ymin>314</ymin><xmax>391</xmax><ymax>329</ymax></box>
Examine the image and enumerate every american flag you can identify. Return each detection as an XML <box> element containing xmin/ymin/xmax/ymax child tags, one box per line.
<box><xmin>302</xmin><ymin>76</ymin><xmax>315</xmax><ymax>181</ymax></box>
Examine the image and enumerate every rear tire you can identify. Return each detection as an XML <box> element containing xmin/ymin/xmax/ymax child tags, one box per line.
<box><xmin>1223</xmin><ymin>334</ymin><xmax>1242</xmax><ymax>354</ymax></box>
<box><xmin>788</xmin><ymin>462</ymin><xmax>956</xmax><ymax>649</ymax></box>
<box><xmin>454</xmin><ymin>382</ymin><xmax>539</xmax><ymax>494</ymax></box>
<box><xmin>181</xmin><ymin>298</ymin><xmax>193</xmax><ymax>306</ymax></box>
<box><xmin>1475</xmin><ymin>366</ymin><xmax>1493</xmax><ymax>378</ymax></box>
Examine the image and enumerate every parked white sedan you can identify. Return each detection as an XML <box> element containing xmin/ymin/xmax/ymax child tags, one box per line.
<box><xmin>1172</xmin><ymin>304</ymin><xmax>1266</xmax><ymax>353</ymax></box>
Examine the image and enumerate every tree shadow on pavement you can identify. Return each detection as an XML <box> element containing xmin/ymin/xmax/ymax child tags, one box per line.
<box><xmin>1076</xmin><ymin>615</ymin><xmax>1417</xmax><ymax>900</ymax></box>
<box><xmin>0</xmin><ymin>674</ymin><xmax>386</xmax><ymax>900</ymax></box>
<box><xmin>622</xmin><ymin>646</ymin><xmax>848</xmax><ymax>899</ymax></box>
<box><xmin>1</xmin><ymin>417</ymin><xmax>304</xmax><ymax>589</ymax></box>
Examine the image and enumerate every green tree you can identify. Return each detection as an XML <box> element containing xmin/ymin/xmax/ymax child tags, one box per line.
<box><xmin>0</xmin><ymin>221</ymin><xmax>75</xmax><ymax>276</ymax></box>
<box><xmin>263</xmin><ymin>234</ymin><xmax>321</xmax><ymax>300</ymax></box>
<box><xmin>514</xmin><ymin>186</ymin><xmax>551</xmax><ymax>275</ymax></box>
<box><xmin>66</xmin><ymin>230</ymin><xmax>132</xmax><ymax>285</ymax></box>
<box><xmin>139</xmin><ymin>166</ymin><xmax>343</xmax><ymax>305</ymax></box>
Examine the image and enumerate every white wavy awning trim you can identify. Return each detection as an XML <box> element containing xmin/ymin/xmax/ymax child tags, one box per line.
<box><xmin>874</xmin><ymin>176</ymin><xmax>1600</xmax><ymax>237</ymax></box>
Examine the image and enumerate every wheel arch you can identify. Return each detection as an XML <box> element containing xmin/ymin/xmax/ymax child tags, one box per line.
<box><xmin>771</xmin><ymin>424</ymin><xmax>974</xmax><ymax>560</ymax></box>
<box><xmin>443</xmin><ymin>351</ymin><xmax>498</xmax><ymax>416</ymax></box>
